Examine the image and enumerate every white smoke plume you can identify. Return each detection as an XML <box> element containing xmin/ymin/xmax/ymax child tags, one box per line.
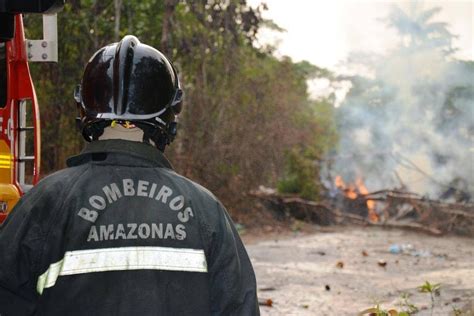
<box><xmin>326</xmin><ymin>3</ymin><xmax>473</xmax><ymax>200</ymax></box>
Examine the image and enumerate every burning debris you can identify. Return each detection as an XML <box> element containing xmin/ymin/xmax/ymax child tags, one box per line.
<box><xmin>250</xmin><ymin>3</ymin><xmax>474</xmax><ymax>238</ymax></box>
<box><xmin>334</xmin><ymin>176</ymin><xmax>378</xmax><ymax>223</ymax></box>
<box><xmin>251</xmin><ymin>182</ymin><xmax>474</xmax><ymax>236</ymax></box>
<box><xmin>322</xmin><ymin>3</ymin><xmax>474</xmax><ymax>207</ymax></box>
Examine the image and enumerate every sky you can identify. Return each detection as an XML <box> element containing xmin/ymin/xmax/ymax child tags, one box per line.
<box><xmin>246</xmin><ymin>0</ymin><xmax>473</xmax><ymax>193</ymax></box>
<box><xmin>248</xmin><ymin>0</ymin><xmax>473</xmax><ymax>71</ymax></box>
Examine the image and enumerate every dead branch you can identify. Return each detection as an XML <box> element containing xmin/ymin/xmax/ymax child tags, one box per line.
<box><xmin>375</xmin><ymin>221</ymin><xmax>443</xmax><ymax>235</ymax></box>
<box><xmin>251</xmin><ymin>187</ymin><xmax>473</xmax><ymax>236</ymax></box>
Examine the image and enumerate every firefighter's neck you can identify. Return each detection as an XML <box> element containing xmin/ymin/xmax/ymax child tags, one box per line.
<box><xmin>99</xmin><ymin>125</ymin><xmax>144</xmax><ymax>143</ymax></box>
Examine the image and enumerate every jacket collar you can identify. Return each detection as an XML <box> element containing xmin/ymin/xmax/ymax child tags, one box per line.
<box><xmin>66</xmin><ymin>139</ymin><xmax>173</xmax><ymax>169</ymax></box>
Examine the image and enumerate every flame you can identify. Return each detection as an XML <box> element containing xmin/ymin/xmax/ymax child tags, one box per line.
<box><xmin>335</xmin><ymin>176</ymin><xmax>358</xmax><ymax>199</ymax></box>
<box><xmin>334</xmin><ymin>176</ymin><xmax>379</xmax><ymax>223</ymax></box>
<box><xmin>334</xmin><ymin>175</ymin><xmax>345</xmax><ymax>189</ymax></box>
<box><xmin>355</xmin><ymin>178</ymin><xmax>378</xmax><ymax>223</ymax></box>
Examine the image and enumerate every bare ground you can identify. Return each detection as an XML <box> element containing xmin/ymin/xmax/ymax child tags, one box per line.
<box><xmin>244</xmin><ymin>225</ymin><xmax>474</xmax><ymax>315</ymax></box>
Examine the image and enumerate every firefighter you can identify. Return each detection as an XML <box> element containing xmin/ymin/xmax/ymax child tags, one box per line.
<box><xmin>0</xmin><ymin>35</ymin><xmax>259</xmax><ymax>315</ymax></box>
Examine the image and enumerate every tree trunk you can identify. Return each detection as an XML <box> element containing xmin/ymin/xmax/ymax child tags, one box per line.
<box><xmin>160</xmin><ymin>0</ymin><xmax>178</xmax><ymax>56</ymax></box>
<box><xmin>126</xmin><ymin>1</ymin><xmax>133</xmax><ymax>34</ymax></box>
<box><xmin>114</xmin><ymin>0</ymin><xmax>122</xmax><ymax>42</ymax></box>
<box><xmin>91</xmin><ymin>0</ymin><xmax>99</xmax><ymax>50</ymax></box>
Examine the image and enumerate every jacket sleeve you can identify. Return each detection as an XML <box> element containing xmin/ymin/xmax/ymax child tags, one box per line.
<box><xmin>207</xmin><ymin>201</ymin><xmax>259</xmax><ymax>316</ymax></box>
<box><xmin>0</xmin><ymin>186</ymin><xmax>52</xmax><ymax>316</ymax></box>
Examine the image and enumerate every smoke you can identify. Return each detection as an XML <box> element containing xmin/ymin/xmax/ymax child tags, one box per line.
<box><xmin>326</xmin><ymin>3</ymin><xmax>474</xmax><ymax>199</ymax></box>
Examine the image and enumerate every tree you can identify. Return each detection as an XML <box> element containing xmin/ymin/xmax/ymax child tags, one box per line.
<box><xmin>25</xmin><ymin>0</ymin><xmax>338</xmax><ymax>217</ymax></box>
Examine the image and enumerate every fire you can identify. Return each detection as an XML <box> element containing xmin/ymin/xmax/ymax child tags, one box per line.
<box><xmin>334</xmin><ymin>176</ymin><xmax>379</xmax><ymax>223</ymax></box>
<box><xmin>355</xmin><ymin>178</ymin><xmax>378</xmax><ymax>222</ymax></box>
<box><xmin>334</xmin><ymin>176</ymin><xmax>358</xmax><ymax>199</ymax></box>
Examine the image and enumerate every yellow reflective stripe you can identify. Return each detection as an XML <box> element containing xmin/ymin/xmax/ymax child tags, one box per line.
<box><xmin>0</xmin><ymin>160</ymin><xmax>11</xmax><ymax>168</ymax></box>
<box><xmin>0</xmin><ymin>154</ymin><xmax>13</xmax><ymax>168</ymax></box>
<box><xmin>37</xmin><ymin>246</ymin><xmax>208</xmax><ymax>294</ymax></box>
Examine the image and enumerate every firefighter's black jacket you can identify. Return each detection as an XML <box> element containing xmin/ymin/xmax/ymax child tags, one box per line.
<box><xmin>0</xmin><ymin>140</ymin><xmax>259</xmax><ymax>315</ymax></box>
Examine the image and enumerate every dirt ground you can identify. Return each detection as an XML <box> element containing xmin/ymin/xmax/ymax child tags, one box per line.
<box><xmin>243</xmin><ymin>225</ymin><xmax>474</xmax><ymax>315</ymax></box>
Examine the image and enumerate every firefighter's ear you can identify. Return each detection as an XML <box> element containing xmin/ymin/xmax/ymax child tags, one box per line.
<box><xmin>74</xmin><ymin>84</ymin><xmax>82</xmax><ymax>105</ymax></box>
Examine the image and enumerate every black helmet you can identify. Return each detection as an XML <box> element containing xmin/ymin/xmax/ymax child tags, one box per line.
<box><xmin>74</xmin><ymin>35</ymin><xmax>183</xmax><ymax>150</ymax></box>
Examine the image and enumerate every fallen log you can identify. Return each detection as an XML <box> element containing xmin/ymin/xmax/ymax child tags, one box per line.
<box><xmin>250</xmin><ymin>190</ymin><xmax>337</xmax><ymax>225</ymax></box>
<box><xmin>376</xmin><ymin>221</ymin><xmax>443</xmax><ymax>235</ymax></box>
<box><xmin>251</xmin><ymin>187</ymin><xmax>473</xmax><ymax>236</ymax></box>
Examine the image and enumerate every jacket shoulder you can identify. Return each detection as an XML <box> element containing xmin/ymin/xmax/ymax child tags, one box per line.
<box><xmin>40</xmin><ymin>164</ymin><xmax>88</xmax><ymax>184</ymax></box>
<box><xmin>30</xmin><ymin>165</ymin><xmax>88</xmax><ymax>196</ymax></box>
<box><xmin>163</xmin><ymin>169</ymin><xmax>220</xmax><ymax>204</ymax></box>
<box><xmin>14</xmin><ymin>165</ymin><xmax>89</xmax><ymax>218</ymax></box>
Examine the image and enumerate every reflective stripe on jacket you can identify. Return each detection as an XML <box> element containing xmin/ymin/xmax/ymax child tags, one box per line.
<box><xmin>0</xmin><ymin>140</ymin><xmax>259</xmax><ymax>316</ymax></box>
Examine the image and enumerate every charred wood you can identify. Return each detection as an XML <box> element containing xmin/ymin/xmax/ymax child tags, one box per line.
<box><xmin>251</xmin><ymin>187</ymin><xmax>474</xmax><ymax>236</ymax></box>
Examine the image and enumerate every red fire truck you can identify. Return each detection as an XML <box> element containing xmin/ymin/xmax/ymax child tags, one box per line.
<box><xmin>0</xmin><ymin>0</ymin><xmax>65</xmax><ymax>223</ymax></box>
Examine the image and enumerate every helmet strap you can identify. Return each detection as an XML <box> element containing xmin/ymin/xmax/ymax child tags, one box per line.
<box><xmin>82</xmin><ymin>120</ymin><xmax>111</xmax><ymax>142</ymax></box>
<box><xmin>80</xmin><ymin>118</ymin><xmax>176</xmax><ymax>152</ymax></box>
<box><xmin>138</xmin><ymin>120</ymin><xmax>177</xmax><ymax>152</ymax></box>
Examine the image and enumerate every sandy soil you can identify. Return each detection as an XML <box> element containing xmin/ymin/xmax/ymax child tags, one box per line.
<box><xmin>245</xmin><ymin>226</ymin><xmax>474</xmax><ymax>315</ymax></box>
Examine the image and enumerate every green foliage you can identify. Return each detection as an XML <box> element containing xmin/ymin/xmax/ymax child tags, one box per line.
<box><xmin>386</xmin><ymin>4</ymin><xmax>456</xmax><ymax>54</ymax></box>
<box><xmin>277</xmin><ymin>148</ymin><xmax>320</xmax><ymax>200</ymax></box>
<box><xmin>418</xmin><ymin>281</ymin><xmax>441</xmax><ymax>294</ymax></box>
<box><xmin>360</xmin><ymin>282</ymin><xmax>444</xmax><ymax>316</ymax></box>
<box><xmin>277</xmin><ymin>96</ymin><xmax>338</xmax><ymax>200</ymax></box>
<box><xmin>359</xmin><ymin>304</ymin><xmax>411</xmax><ymax>316</ymax></box>
<box><xmin>398</xmin><ymin>293</ymin><xmax>419</xmax><ymax>314</ymax></box>
<box><xmin>23</xmin><ymin>0</ymin><xmax>337</xmax><ymax>215</ymax></box>
<box><xmin>451</xmin><ymin>306</ymin><xmax>463</xmax><ymax>316</ymax></box>
<box><xmin>418</xmin><ymin>281</ymin><xmax>441</xmax><ymax>315</ymax></box>
<box><xmin>358</xmin><ymin>303</ymin><xmax>409</xmax><ymax>316</ymax></box>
